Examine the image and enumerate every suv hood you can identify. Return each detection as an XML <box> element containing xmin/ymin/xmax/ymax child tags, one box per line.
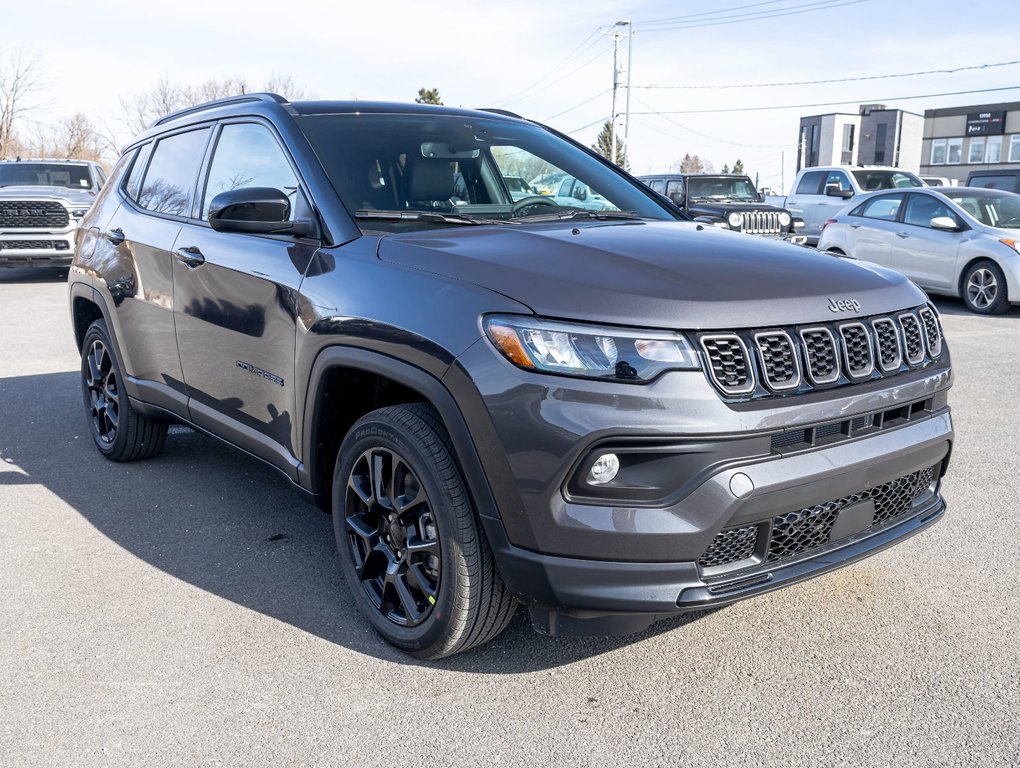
<box><xmin>377</xmin><ymin>220</ymin><xmax>926</xmax><ymax>329</ymax></box>
<box><xmin>0</xmin><ymin>185</ymin><xmax>95</xmax><ymax>205</ymax></box>
<box><xmin>688</xmin><ymin>201</ymin><xmax>788</xmax><ymax>217</ymax></box>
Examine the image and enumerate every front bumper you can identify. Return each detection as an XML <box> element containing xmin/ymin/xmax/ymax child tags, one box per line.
<box><xmin>0</xmin><ymin>230</ymin><xmax>76</xmax><ymax>267</ymax></box>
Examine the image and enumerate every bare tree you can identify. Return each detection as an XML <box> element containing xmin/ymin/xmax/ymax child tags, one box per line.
<box><xmin>0</xmin><ymin>49</ymin><xmax>45</xmax><ymax>158</ymax></box>
<box><xmin>32</xmin><ymin>113</ymin><xmax>104</xmax><ymax>162</ymax></box>
<box><xmin>265</xmin><ymin>72</ymin><xmax>306</xmax><ymax>100</ymax></box>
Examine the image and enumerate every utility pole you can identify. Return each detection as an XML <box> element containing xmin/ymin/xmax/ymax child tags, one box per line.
<box><xmin>610</xmin><ymin>25</ymin><xmax>621</xmax><ymax>165</ymax></box>
<box><xmin>621</xmin><ymin>21</ymin><xmax>633</xmax><ymax>145</ymax></box>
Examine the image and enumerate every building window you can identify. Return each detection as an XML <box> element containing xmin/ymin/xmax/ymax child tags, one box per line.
<box><xmin>874</xmin><ymin>123</ymin><xmax>887</xmax><ymax>164</ymax></box>
<box><xmin>1010</xmin><ymin>135</ymin><xmax>1020</xmax><ymax>163</ymax></box>
<box><xmin>930</xmin><ymin>138</ymin><xmax>947</xmax><ymax>165</ymax></box>
<box><xmin>986</xmin><ymin>135</ymin><xmax>1002</xmax><ymax>164</ymax></box>
<box><xmin>841</xmin><ymin>124</ymin><xmax>855</xmax><ymax>164</ymax></box>
<box><xmin>947</xmin><ymin>137</ymin><xmax>963</xmax><ymax>164</ymax></box>
<box><xmin>968</xmin><ymin>137</ymin><xmax>985</xmax><ymax>164</ymax></box>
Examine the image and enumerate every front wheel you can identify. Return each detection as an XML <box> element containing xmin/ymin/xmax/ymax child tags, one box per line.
<box><xmin>332</xmin><ymin>403</ymin><xmax>517</xmax><ymax>658</ymax></box>
<box><xmin>962</xmin><ymin>260</ymin><xmax>1010</xmax><ymax>314</ymax></box>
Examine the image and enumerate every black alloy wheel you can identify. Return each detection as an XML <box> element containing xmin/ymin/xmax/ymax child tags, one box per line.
<box><xmin>345</xmin><ymin>447</ymin><xmax>441</xmax><ymax>627</ymax></box>
<box><xmin>84</xmin><ymin>339</ymin><xmax>120</xmax><ymax>445</ymax></box>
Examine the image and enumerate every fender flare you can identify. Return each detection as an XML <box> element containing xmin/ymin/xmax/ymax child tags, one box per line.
<box><xmin>300</xmin><ymin>345</ymin><xmax>502</xmax><ymax>522</ymax></box>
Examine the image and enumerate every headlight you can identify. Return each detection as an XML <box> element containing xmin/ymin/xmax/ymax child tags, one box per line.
<box><xmin>71</xmin><ymin>208</ymin><xmax>88</xmax><ymax>218</ymax></box>
<box><xmin>484</xmin><ymin>315</ymin><xmax>700</xmax><ymax>383</ymax></box>
<box><xmin>1000</xmin><ymin>238</ymin><xmax>1020</xmax><ymax>254</ymax></box>
<box><xmin>726</xmin><ymin>212</ymin><xmax>743</xmax><ymax>228</ymax></box>
<box><xmin>778</xmin><ymin>211</ymin><xmax>792</xmax><ymax>228</ymax></box>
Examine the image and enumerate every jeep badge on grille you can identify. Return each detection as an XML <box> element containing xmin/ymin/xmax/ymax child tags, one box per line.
<box><xmin>828</xmin><ymin>297</ymin><xmax>862</xmax><ymax>313</ymax></box>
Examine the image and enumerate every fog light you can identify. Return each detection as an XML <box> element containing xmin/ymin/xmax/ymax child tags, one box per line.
<box><xmin>587</xmin><ymin>453</ymin><xmax>620</xmax><ymax>485</ymax></box>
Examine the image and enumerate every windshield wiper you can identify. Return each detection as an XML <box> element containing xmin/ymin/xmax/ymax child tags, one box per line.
<box><xmin>513</xmin><ymin>209</ymin><xmax>645</xmax><ymax>223</ymax></box>
<box><xmin>354</xmin><ymin>210</ymin><xmax>507</xmax><ymax>226</ymax></box>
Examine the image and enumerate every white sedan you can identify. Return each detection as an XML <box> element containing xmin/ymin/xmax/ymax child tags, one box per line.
<box><xmin>818</xmin><ymin>186</ymin><xmax>1020</xmax><ymax>314</ymax></box>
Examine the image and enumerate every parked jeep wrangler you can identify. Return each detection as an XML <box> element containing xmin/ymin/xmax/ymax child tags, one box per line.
<box><xmin>0</xmin><ymin>159</ymin><xmax>105</xmax><ymax>267</ymax></box>
<box><xmin>69</xmin><ymin>94</ymin><xmax>953</xmax><ymax>658</ymax></box>
<box><xmin>638</xmin><ymin>172</ymin><xmax>806</xmax><ymax>244</ymax></box>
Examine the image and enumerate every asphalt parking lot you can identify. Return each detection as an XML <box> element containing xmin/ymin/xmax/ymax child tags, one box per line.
<box><xmin>1</xmin><ymin>268</ymin><xmax>1018</xmax><ymax>767</ymax></box>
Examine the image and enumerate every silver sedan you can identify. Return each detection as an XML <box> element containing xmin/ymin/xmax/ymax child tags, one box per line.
<box><xmin>818</xmin><ymin>186</ymin><xmax>1020</xmax><ymax>314</ymax></box>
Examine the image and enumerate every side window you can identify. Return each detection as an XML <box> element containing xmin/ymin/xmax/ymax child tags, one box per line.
<box><xmin>558</xmin><ymin>177</ymin><xmax>575</xmax><ymax>196</ymax></box>
<box><xmin>858</xmin><ymin>194</ymin><xmax>904</xmax><ymax>221</ymax></box>
<box><xmin>124</xmin><ymin>142</ymin><xmax>153</xmax><ymax>202</ymax></box>
<box><xmin>825</xmin><ymin>170</ymin><xmax>852</xmax><ymax>192</ymax></box>
<box><xmin>649</xmin><ymin>180</ymin><xmax>664</xmax><ymax>194</ymax></box>
<box><xmin>903</xmin><ymin>194</ymin><xmax>955</xmax><ymax>228</ymax></box>
<box><xmin>202</xmin><ymin>123</ymin><xmax>300</xmax><ymax>220</ymax></box>
<box><xmin>665</xmin><ymin>180</ymin><xmax>683</xmax><ymax>197</ymax></box>
<box><xmin>794</xmin><ymin>170</ymin><xmax>826</xmax><ymax>195</ymax></box>
<box><xmin>138</xmin><ymin>129</ymin><xmax>211</xmax><ymax>216</ymax></box>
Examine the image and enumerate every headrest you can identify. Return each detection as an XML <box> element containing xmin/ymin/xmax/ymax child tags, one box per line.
<box><xmin>406</xmin><ymin>160</ymin><xmax>454</xmax><ymax>202</ymax></box>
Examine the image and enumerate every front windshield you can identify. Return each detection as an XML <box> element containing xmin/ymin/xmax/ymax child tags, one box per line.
<box><xmin>942</xmin><ymin>189</ymin><xmax>1020</xmax><ymax>229</ymax></box>
<box><xmin>686</xmin><ymin>176</ymin><xmax>758</xmax><ymax>201</ymax></box>
<box><xmin>0</xmin><ymin>163</ymin><xmax>93</xmax><ymax>189</ymax></box>
<box><xmin>297</xmin><ymin>113</ymin><xmax>676</xmax><ymax>231</ymax></box>
<box><xmin>851</xmin><ymin>170</ymin><xmax>924</xmax><ymax>191</ymax></box>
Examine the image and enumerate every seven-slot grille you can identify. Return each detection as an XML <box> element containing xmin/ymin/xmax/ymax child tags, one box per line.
<box><xmin>737</xmin><ymin>210</ymin><xmax>782</xmax><ymax>235</ymax></box>
<box><xmin>0</xmin><ymin>200</ymin><xmax>69</xmax><ymax>229</ymax></box>
<box><xmin>697</xmin><ymin>464</ymin><xmax>939</xmax><ymax>571</ymax></box>
<box><xmin>698</xmin><ymin>305</ymin><xmax>942</xmax><ymax>400</ymax></box>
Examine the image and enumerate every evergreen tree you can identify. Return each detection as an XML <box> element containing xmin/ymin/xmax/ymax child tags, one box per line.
<box><xmin>591</xmin><ymin>120</ymin><xmax>629</xmax><ymax>169</ymax></box>
<box><xmin>415</xmin><ymin>88</ymin><xmax>443</xmax><ymax>105</ymax></box>
<box><xmin>679</xmin><ymin>153</ymin><xmax>705</xmax><ymax>174</ymax></box>
<box><xmin>721</xmin><ymin>164</ymin><xmax>730</xmax><ymax>174</ymax></box>
<box><xmin>732</xmin><ymin>158</ymin><xmax>745</xmax><ymax>175</ymax></box>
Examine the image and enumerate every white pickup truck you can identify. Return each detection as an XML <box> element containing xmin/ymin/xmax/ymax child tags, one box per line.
<box><xmin>765</xmin><ymin>165</ymin><xmax>925</xmax><ymax>246</ymax></box>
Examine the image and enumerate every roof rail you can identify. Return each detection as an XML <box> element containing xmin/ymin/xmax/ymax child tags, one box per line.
<box><xmin>478</xmin><ymin>108</ymin><xmax>524</xmax><ymax>119</ymax></box>
<box><xmin>150</xmin><ymin>92</ymin><xmax>289</xmax><ymax>128</ymax></box>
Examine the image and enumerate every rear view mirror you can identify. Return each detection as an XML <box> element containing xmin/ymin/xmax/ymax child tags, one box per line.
<box><xmin>930</xmin><ymin>216</ymin><xmax>959</xmax><ymax>231</ymax></box>
<box><xmin>208</xmin><ymin>187</ymin><xmax>312</xmax><ymax>236</ymax></box>
<box><xmin>824</xmin><ymin>183</ymin><xmax>853</xmax><ymax>199</ymax></box>
<box><xmin>420</xmin><ymin>142</ymin><xmax>480</xmax><ymax>160</ymax></box>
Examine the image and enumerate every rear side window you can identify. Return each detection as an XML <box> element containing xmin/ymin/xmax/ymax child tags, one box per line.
<box><xmin>138</xmin><ymin>128</ymin><xmax>211</xmax><ymax>216</ymax></box>
<box><xmin>124</xmin><ymin>143</ymin><xmax>153</xmax><ymax>202</ymax></box>
<box><xmin>855</xmin><ymin>193</ymin><xmax>904</xmax><ymax>221</ymax></box>
<box><xmin>201</xmin><ymin>123</ymin><xmax>299</xmax><ymax>220</ymax></box>
<box><xmin>967</xmin><ymin>174</ymin><xmax>1017</xmax><ymax>192</ymax></box>
<box><xmin>795</xmin><ymin>170</ymin><xmax>826</xmax><ymax>195</ymax></box>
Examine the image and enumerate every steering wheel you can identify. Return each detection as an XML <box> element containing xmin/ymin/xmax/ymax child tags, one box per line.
<box><xmin>1000</xmin><ymin>217</ymin><xmax>1020</xmax><ymax>228</ymax></box>
<box><xmin>511</xmin><ymin>195</ymin><xmax>558</xmax><ymax>218</ymax></box>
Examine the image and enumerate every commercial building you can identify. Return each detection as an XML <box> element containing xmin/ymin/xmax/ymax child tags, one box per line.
<box><xmin>797</xmin><ymin>104</ymin><xmax>923</xmax><ymax>172</ymax></box>
<box><xmin>919</xmin><ymin>101</ymin><xmax>1020</xmax><ymax>184</ymax></box>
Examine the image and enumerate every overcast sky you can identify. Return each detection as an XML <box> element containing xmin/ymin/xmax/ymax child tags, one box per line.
<box><xmin>7</xmin><ymin>0</ymin><xmax>1020</xmax><ymax>190</ymax></box>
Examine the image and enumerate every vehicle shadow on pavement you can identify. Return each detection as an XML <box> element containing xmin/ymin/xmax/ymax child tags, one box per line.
<box><xmin>0</xmin><ymin>370</ymin><xmax>713</xmax><ymax>672</ymax></box>
<box><xmin>0</xmin><ymin>268</ymin><xmax>69</xmax><ymax>284</ymax></box>
<box><xmin>930</xmin><ymin>295</ymin><xmax>1020</xmax><ymax>318</ymax></box>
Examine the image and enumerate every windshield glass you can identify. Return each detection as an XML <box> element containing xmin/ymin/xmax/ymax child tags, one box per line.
<box><xmin>851</xmin><ymin>170</ymin><xmax>924</xmax><ymax>191</ymax></box>
<box><xmin>686</xmin><ymin>176</ymin><xmax>758</xmax><ymax>201</ymax></box>
<box><xmin>0</xmin><ymin>163</ymin><xmax>93</xmax><ymax>189</ymax></box>
<box><xmin>941</xmin><ymin>189</ymin><xmax>1020</xmax><ymax>229</ymax></box>
<box><xmin>297</xmin><ymin>113</ymin><xmax>676</xmax><ymax>231</ymax></box>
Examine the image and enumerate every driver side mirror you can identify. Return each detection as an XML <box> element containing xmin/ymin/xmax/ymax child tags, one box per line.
<box><xmin>208</xmin><ymin>187</ymin><xmax>314</xmax><ymax>237</ymax></box>
<box><xmin>824</xmin><ymin>183</ymin><xmax>854</xmax><ymax>199</ymax></box>
<box><xmin>930</xmin><ymin>216</ymin><xmax>960</xmax><ymax>231</ymax></box>
<box><xmin>573</xmin><ymin>186</ymin><xmax>588</xmax><ymax>201</ymax></box>
<box><xmin>669</xmin><ymin>192</ymin><xmax>684</xmax><ymax>206</ymax></box>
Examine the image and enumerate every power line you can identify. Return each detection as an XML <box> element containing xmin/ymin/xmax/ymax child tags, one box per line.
<box><xmin>632</xmin><ymin>59</ymin><xmax>1020</xmax><ymax>90</ymax></box>
<box><xmin>628</xmin><ymin>85</ymin><xmax>1020</xmax><ymax>115</ymax></box>
<box><xmin>494</xmin><ymin>36</ymin><xmax>608</xmax><ymax>109</ymax></box>
<box><xmin>628</xmin><ymin>93</ymin><xmax>786</xmax><ymax>148</ymax></box>
<box><xmin>487</xmin><ymin>29</ymin><xmax>602</xmax><ymax>107</ymax></box>
<box><xmin>543</xmin><ymin>89</ymin><xmax>612</xmax><ymax>121</ymax></box>
<box><xmin>633</xmin><ymin>0</ymin><xmax>795</xmax><ymax>25</ymax></box>
<box><xmin>635</xmin><ymin>0</ymin><xmax>871</xmax><ymax>32</ymax></box>
<box><xmin>564</xmin><ymin>116</ymin><xmax>610</xmax><ymax>135</ymax></box>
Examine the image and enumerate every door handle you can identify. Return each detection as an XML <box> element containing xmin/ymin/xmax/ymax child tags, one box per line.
<box><xmin>174</xmin><ymin>246</ymin><xmax>206</xmax><ymax>268</ymax></box>
<box><xmin>896</xmin><ymin>232</ymin><xmax>910</xmax><ymax>238</ymax></box>
<box><xmin>104</xmin><ymin>228</ymin><xmax>125</xmax><ymax>245</ymax></box>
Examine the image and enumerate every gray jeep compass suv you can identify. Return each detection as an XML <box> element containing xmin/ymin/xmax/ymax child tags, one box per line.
<box><xmin>68</xmin><ymin>94</ymin><xmax>953</xmax><ymax>658</ymax></box>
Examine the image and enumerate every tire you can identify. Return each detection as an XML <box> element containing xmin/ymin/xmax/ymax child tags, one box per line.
<box><xmin>962</xmin><ymin>260</ymin><xmax>1010</xmax><ymax>315</ymax></box>
<box><xmin>80</xmin><ymin>319</ymin><xmax>168</xmax><ymax>461</ymax></box>
<box><xmin>332</xmin><ymin>403</ymin><xmax>518</xmax><ymax>659</ymax></box>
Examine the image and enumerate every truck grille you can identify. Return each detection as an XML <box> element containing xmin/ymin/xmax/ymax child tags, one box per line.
<box><xmin>697</xmin><ymin>464</ymin><xmax>939</xmax><ymax>571</ymax></box>
<box><xmin>697</xmin><ymin>305</ymin><xmax>943</xmax><ymax>400</ymax></box>
<box><xmin>737</xmin><ymin>210</ymin><xmax>782</xmax><ymax>235</ymax></box>
<box><xmin>0</xmin><ymin>239</ymin><xmax>67</xmax><ymax>251</ymax></box>
<box><xmin>0</xmin><ymin>200</ymin><xmax>69</xmax><ymax>229</ymax></box>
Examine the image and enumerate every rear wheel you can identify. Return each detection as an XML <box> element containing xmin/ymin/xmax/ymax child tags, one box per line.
<box><xmin>962</xmin><ymin>260</ymin><xmax>1009</xmax><ymax>314</ymax></box>
<box><xmin>80</xmin><ymin>319</ymin><xmax>168</xmax><ymax>461</ymax></box>
<box><xmin>332</xmin><ymin>403</ymin><xmax>517</xmax><ymax>658</ymax></box>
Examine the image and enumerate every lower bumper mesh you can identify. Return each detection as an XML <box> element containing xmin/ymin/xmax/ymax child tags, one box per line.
<box><xmin>698</xmin><ymin>464</ymin><xmax>939</xmax><ymax>571</ymax></box>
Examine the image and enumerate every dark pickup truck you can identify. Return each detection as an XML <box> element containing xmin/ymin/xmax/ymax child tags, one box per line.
<box><xmin>639</xmin><ymin>173</ymin><xmax>806</xmax><ymax>244</ymax></box>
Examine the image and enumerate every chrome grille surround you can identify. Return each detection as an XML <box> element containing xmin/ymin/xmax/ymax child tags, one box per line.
<box><xmin>799</xmin><ymin>326</ymin><xmax>840</xmax><ymax>385</ymax></box>
<box><xmin>919</xmin><ymin>306</ymin><xmax>942</xmax><ymax>358</ymax></box>
<box><xmin>871</xmin><ymin>317</ymin><xmax>902</xmax><ymax>372</ymax></box>
<box><xmin>737</xmin><ymin>210</ymin><xmax>782</xmax><ymax>235</ymax></box>
<box><xmin>700</xmin><ymin>334</ymin><xmax>755</xmax><ymax>396</ymax></box>
<box><xmin>898</xmin><ymin>312</ymin><xmax>925</xmax><ymax>365</ymax></box>
<box><xmin>837</xmin><ymin>322</ymin><xmax>874</xmax><ymax>379</ymax></box>
<box><xmin>752</xmin><ymin>330</ymin><xmax>801</xmax><ymax>391</ymax></box>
